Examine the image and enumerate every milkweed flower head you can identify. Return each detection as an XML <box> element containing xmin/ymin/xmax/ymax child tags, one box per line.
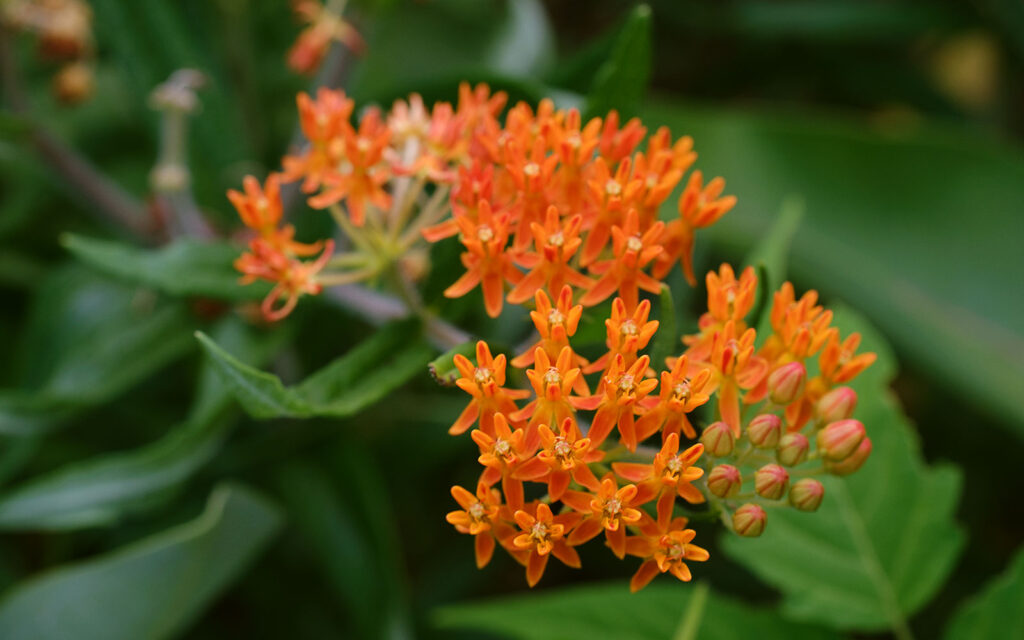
<box><xmin>221</xmin><ymin>84</ymin><xmax>878</xmax><ymax>592</ymax></box>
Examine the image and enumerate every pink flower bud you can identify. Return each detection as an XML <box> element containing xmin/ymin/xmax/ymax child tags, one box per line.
<box><xmin>747</xmin><ymin>414</ymin><xmax>782</xmax><ymax>449</ymax></box>
<box><xmin>789</xmin><ymin>478</ymin><xmax>825</xmax><ymax>511</ymax></box>
<box><xmin>754</xmin><ymin>464</ymin><xmax>790</xmax><ymax>499</ymax></box>
<box><xmin>826</xmin><ymin>437</ymin><xmax>872</xmax><ymax>476</ymax></box>
<box><xmin>732</xmin><ymin>503</ymin><xmax>767</xmax><ymax>537</ymax></box>
<box><xmin>817</xmin><ymin>386</ymin><xmax>857</xmax><ymax>423</ymax></box>
<box><xmin>767</xmin><ymin>362</ymin><xmax>806</xmax><ymax>405</ymax></box>
<box><xmin>817</xmin><ymin>419</ymin><xmax>866</xmax><ymax>461</ymax></box>
<box><xmin>776</xmin><ymin>432</ymin><xmax>810</xmax><ymax>466</ymax></box>
<box><xmin>700</xmin><ymin>421</ymin><xmax>734</xmax><ymax>457</ymax></box>
<box><xmin>707</xmin><ymin>464</ymin><xmax>742</xmax><ymax>498</ymax></box>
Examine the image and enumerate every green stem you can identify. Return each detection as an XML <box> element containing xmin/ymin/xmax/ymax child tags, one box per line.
<box><xmin>672</xmin><ymin>581</ymin><xmax>709</xmax><ymax>640</ymax></box>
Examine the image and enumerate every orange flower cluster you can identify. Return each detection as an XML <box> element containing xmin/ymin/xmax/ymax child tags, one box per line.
<box><xmin>287</xmin><ymin>0</ymin><xmax>364</xmax><ymax>74</ymax></box>
<box><xmin>445</xmin><ymin>266</ymin><xmax>877</xmax><ymax>589</ymax></box>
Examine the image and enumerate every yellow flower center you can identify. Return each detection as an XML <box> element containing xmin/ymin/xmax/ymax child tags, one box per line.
<box><xmin>493</xmin><ymin>439</ymin><xmax>511</xmax><ymax>457</ymax></box>
<box><xmin>547</xmin><ymin>231</ymin><xmax>565</xmax><ymax>247</ymax></box>
<box><xmin>626</xmin><ymin>235</ymin><xmax>643</xmax><ymax>252</ymax></box>
<box><xmin>620</xmin><ymin>320</ymin><xmax>638</xmax><ymax>336</ymax></box>
<box><xmin>605</xmin><ymin>179</ymin><xmax>622</xmax><ymax>196</ymax></box>
<box><xmin>544</xmin><ymin>367</ymin><xmax>561</xmax><ymax>386</ymax></box>
<box><xmin>523</xmin><ymin>162</ymin><xmax>540</xmax><ymax>177</ymax></box>
<box><xmin>548</xmin><ymin>308</ymin><xmax>565</xmax><ymax>325</ymax></box>
<box><xmin>474</xmin><ymin>367</ymin><xmax>492</xmax><ymax>384</ymax></box>
<box><xmin>618</xmin><ymin>374</ymin><xmax>635</xmax><ymax>393</ymax></box>
<box><xmin>468</xmin><ymin>502</ymin><xmax>485</xmax><ymax>521</ymax></box>
<box><xmin>476</xmin><ymin>225</ymin><xmax>494</xmax><ymax>243</ymax></box>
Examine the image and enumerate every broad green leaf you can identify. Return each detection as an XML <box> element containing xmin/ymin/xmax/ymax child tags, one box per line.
<box><xmin>0</xmin><ymin>484</ymin><xmax>282</xmax><ymax>640</ymax></box>
<box><xmin>196</xmin><ymin>319</ymin><xmax>434</xmax><ymax>419</ymax></box>
<box><xmin>63</xmin><ymin>234</ymin><xmax>266</xmax><ymax>302</ymax></box>
<box><xmin>0</xmin><ymin>319</ymin><xmax>283</xmax><ymax>531</ymax></box>
<box><xmin>944</xmin><ymin>545</ymin><xmax>1024</xmax><ymax>640</ymax></box>
<box><xmin>484</xmin><ymin>0</ymin><xmax>555</xmax><ymax>76</ymax></box>
<box><xmin>0</xmin><ymin>268</ymin><xmax>195</xmax><ymax>436</ymax></box>
<box><xmin>722</xmin><ymin>307</ymin><xmax>965</xmax><ymax>632</ymax></box>
<box><xmin>644</xmin><ymin>100</ymin><xmax>1024</xmax><ymax>432</ymax></box>
<box><xmin>585</xmin><ymin>4</ymin><xmax>652</xmax><ymax>120</ymax></box>
<box><xmin>434</xmin><ymin>582</ymin><xmax>838</xmax><ymax>640</ymax></box>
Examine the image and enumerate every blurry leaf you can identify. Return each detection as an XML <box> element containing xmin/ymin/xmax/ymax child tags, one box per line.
<box><xmin>650</xmin><ymin>284</ymin><xmax>678</xmax><ymax>367</ymax></box>
<box><xmin>944</xmin><ymin>545</ymin><xmax>1024</xmax><ymax>640</ymax></box>
<box><xmin>485</xmin><ymin>0</ymin><xmax>555</xmax><ymax>76</ymax></box>
<box><xmin>722</xmin><ymin>307</ymin><xmax>965</xmax><ymax>632</ymax></box>
<box><xmin>644</xmin><ymin>100</ymin><xmax>1024</xmax><ymax>432</ymax></box>
<box><xmin>434</xmin><ymin>582</ymin><xmax>838</xmax><ymax>640</ymax></box>
<box><xmin>275</xmin><ymin>461</ymin><xmax>410</xmax><ymax>640</ymax></box>
<box><xmin>585</xmin><ymin>4</ymin><xmax>652</xmax><ymax>120</ymax></box>
<box><xmin>63</xmin><ymin>234</ymin><xmax>267</xmax><ymax>302</ymax></box>
<box><xmin>0</xmin><ymin>318</ymin><xmax>283</xmax><ymax>531</ymax></box>
<box><xmin>427</xmin><ymin>341</ymin><xmax>475</xmax><ymax>387</ymax></box>
<box><xmin>726</xmin><ymin>1</ymin><xmax>958</xmax><ymax>42</ymax></box>
<box><xmin>0</xmin><ymin>484</ymin><xmax>281</xmax><ymax>640</ymax></box>
<box><xmin>0</xmin><ymin>268</ymin><xmax>195</xmax><ymax>436</ymax></box>
<box><xmin>743</xmin><ymin>195</ymin><xmax>804</xmax><ymax>335</ymax></box>
<box><xmin>196</xmin><ymin>319</ymin><xmax>433</xmax><ymax>419</ymax></box>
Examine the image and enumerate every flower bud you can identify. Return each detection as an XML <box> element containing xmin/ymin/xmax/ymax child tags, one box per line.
<box><xmin>767</xmin><ymin>362</ymin><xmax>806</xmax><ymax>405</ymax></box>
<box><xmin>776</xmin><ymin>432</ymin><xmax>810</xmax><ymax>466</ymax></box>
<box><xmin>817</xmin><ymin>386</ymin><xmax>857</xmax><ymax>423</ymax></box>
<box><xmin>754</xmin><ymin>464</ymin><xmax>790</xmax><ymax>499</ymax></box>
<box><xmin>789</xmin><ymin>478</ymin><xmax>825</xmax><ymax>511</ymax></box>
<box><xmin>826</xmin><ymin>437</ymin><xmax>872</xmax><ymax>476</ymax></box>
<box><xmin>732</xmin><ymin>503</ymin><xmax>767</xmax><ymax>537</ymax></box>
<box><xmin>747</xmin><ymin>414</ymin><xmax>782</xmax><ymax>449</ymax></box>
<box><xmin>701</xmin><ymin>421</ymin><xmax>734</xmax><ymax>457</ymax></box>
<box><xmin>816</xmin><ymin>419</ymin><xmax>866</xmax><ymax>461</ymax></box>
<box><xmin>707</xmin><ymin>464</ymin><xmax>742</xmax><ymax>498</ymax></box>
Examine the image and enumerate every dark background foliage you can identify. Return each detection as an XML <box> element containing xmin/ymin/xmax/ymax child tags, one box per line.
<box><xmin>0</xmin><ymin>1</ymin><xmax>1021</xmax><ymax>638</ymax></box>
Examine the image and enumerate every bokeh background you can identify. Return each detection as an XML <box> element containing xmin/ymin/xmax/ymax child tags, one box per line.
<box><xmin>0</xmin><ymin>1</ymin><xmax>1022</xmax><ymax>638</ymax></box>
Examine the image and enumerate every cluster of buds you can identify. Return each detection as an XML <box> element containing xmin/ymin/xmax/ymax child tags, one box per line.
<box><xmin>228</xmin><ymin>83</ymin><xmax>733</xmax><ymax>323</ymax></box>
<box><xmin>445</xmin><ymin>264</ymin><xmax>876</xmax><ymax>589</ymax></box>
<box><xmin>2</xmin><ymin>0</ymin><xmax>95</xmax><ymax>104</ymax></box>
<box><xmin>287</xmin><ymin>0</ymin><xmax>364</xmax><ymax>74</ymax></box>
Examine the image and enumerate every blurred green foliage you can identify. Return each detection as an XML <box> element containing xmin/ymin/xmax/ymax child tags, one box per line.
<box><xmin>0</xmin><ymin>1</ymin><xmax>1021</xmax><ymax>638</ymax></box>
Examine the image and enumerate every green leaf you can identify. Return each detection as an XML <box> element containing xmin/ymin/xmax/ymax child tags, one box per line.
<box><xmin>584</xmin><ymin>4</ymin><xmax>652</xmax><ymax>120</ymax></box>
<box><xmin>0</xmin><ymin>319</ymin><xmax>283</xmax><ymax>531</ymax></box>
<box><xmin>63</xmin><ymin>234</ymin><xmax>266</xmax><ymax>302</ymax></box>
<box><xmin>944</xmin><ymin>546</ymin><xmax>1024</xmax><ymax>640</ymax></box>
<box><xmin>721</xmin><ymin>307</ymin><xmax>965</xmax><ymax>632</ymax></box>
<box><xmin>0</xmin><ymin>268</ymin><xmax>195</xmax><ymax>436</ymax></box>
<box><xmin>743</xmin><ymin>196</ymin><xmax>804</xmax><ymax>335</ymax></box>
<box><xmin>196</xmin><ymin>319</ymin><xmax>434</xmax><ymax>419</ymax></box>
<box><xmin>644</xmin><ymin>100</ymin><xmax>1024</xmax><ymax>432</ymax></box>
<box><xmin>434</xmin><ymin>582</ymin><xmax>838</xmax><ymax>640</ymax></box>
<box><xmin>0</xmin><ymin>484</ymin><xmax>282</xmax><ymax>640</ymax></box>
<box><xmin>650</xmin><ymin>284</ymin><xmax>678</xmax><ymax>367</ymax></box>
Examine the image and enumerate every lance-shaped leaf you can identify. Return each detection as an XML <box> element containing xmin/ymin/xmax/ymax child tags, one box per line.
<box><xmin>63</xmin><ymin>234</ymin><xmax>267</xmax><ymax>302</ymax></box>
<box><xmin>584</xmin><ymin>4</ymin><xmax>652</xmax><ymax>120</ymax></box>
<box><xmin>196</xmin><ymin>319</ymin><xmax>434</xmax><ymax>419</ymax></box>
<box><xmin>722</xmin><ymin>307</ymin><xmax>965</xmax><ymax>632</ymax></box>
<box><xmin>0</xmin><ymin>484</ymin><xmax>281</xmax><ymax>640</ymax></box>
<box><xmin>0</xmin><ymin>318</ymin><xmax>285</xmax><ymax>531</ymax></box>
<box><xmin>0</xmin><ymin>268</ymin><xmax>195</xmax><ymax>436</ymax></box>
<box><xmin>434</xmin><ymin>582</ymin><xmax>838</xmax><ymax>640</ymax></box>
<box><xmin>944</xmin><ymin>546</ymin><xmax>1024</xmax><ymax>640</ymax></box>
<box><xmin>649</xmin><ymin>284</ymin><xmax>678</xmax><ymax>367</ymax></box>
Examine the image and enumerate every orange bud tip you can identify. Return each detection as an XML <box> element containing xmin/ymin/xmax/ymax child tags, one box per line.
<box><xmin>732</xmin><ymin>503</ymin><xmax>767</xmax><ymax>537</ymax></box>
<box><xmin>707</xmin><ymin>464</ymin><xmax>742</xmax><ymax>498</ymax></box>
<box><xmin>754</xmin><ymin>464</ymin><xmax>790</xmax><ymax>500</ymax></box>
<box><xmin>746</xmin><ymin>414</ymin><xmax>782</xmax><ymax>449</ymax></box>
<box><xmin>789</xmin><ymin>478</ymin><xmax>825</xmax><ymax>511</ymax></box>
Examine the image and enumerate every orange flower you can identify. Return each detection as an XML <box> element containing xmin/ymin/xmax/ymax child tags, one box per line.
<box><xmin>513</xmin><ymin>418</ymin><xmax>603</xmax><ymax>500</ymax></box>
<box><xmin>443</xmin><ymin>200</ymin><xmax>522</xmax><ymax>318</ymax></box>
<box><xmin>308</xmin><ymin>107</ymin><xmax>393</xmax><ymax>225</ymax></box>
<box><xmin>511</xmin><ymin>286</ymin><xmax>586</xmax><ymax>371</ymax></box>
<box><xmin>510</xmin><ymin>347</ymin><xmax>589</xmax><ymax>436</ymax></box>
<box><xmin>512</xmin><ymin>502</ymin><xmax>581</xmax><ymax>587</ymax></box>
<box><xmin>235</xmin><ymin>238</ymin><xmax>334</xmax><ymax>321</ymax></box>
<box><xmin>597</xmin><ymin>110</ymin><xmax>646</xmax><ymax>165</ymax></box>
<box><xmin>507</xmin><ymin>206</ymin><xmax>593</xmax><ymax>303</ymax></box>
<box><xmin>626</xmin><ymin>517</ymin><xmax>709</xmax><ymax>592</ymax></box>
<box><xmin>581</xmin><ymin>354</ymin><xmax>658</xmax><ymax>451</ymax></box>
<box><xmin>581</xmin><ymin>209</ymin><xmax>664</xmax><ymax>311</ymax></box>
<box><xmin>614</xmin><ymin>434</ymin><xmax>705</xmax><ymax>525</ymax></box>
<box><xmin>471</xmin><ymin>413</ymin><xmax>533</xmax><ymax>511</ymax></box>
<box><xmin>655</xmin><ymin>171</ymin><xmax>736</xmax><ymax>284</ymax></box>
<box><xmin>760</xmin><ymin>282</ymin><xmax>835</xmax><ymax>364</ymax></box>
<box><xmin>819</xmin><ymin>331</ymin><xmax>876</xmax><ymax>386</ymax></box>
<box><xmin>450</xmin><ymin>341</ymin><xmax>529</xmax><ymax>436</ymax></box>
<box><xmin>422</xmin><ymin>161</ymin><xmax>494</xmax><ymax>242</ymax></box>
<box><xmin>549</xmin><ymin>108</ymin><xmax>602</xmax><ymax>210</ymax></box>
<box><xmin>634</xmin><ymin>356</ymin><xmax>715</xmax><ymax>443</ymax></box>
<box><xmin>456</xmin><ymin>82</ymin><xmax>507</xmax><ymax>131</ymax></box>
<box><xmin>228</xmin><ymin>174</ymin><xmax>284</xmax><ymax>235</ymax></box>
<box><xmin>446</xmin><ymin>482</ymin><xmax>505</xmax><ymax>568</ymax></box>
<box><xmin>584</xmin><ymin>297</ymin><xmax>658</xmax><ymax>377</ymax></box>
<box><xmin>288</xmin><ymin>0</ymin><xmax>365</xmax><ymax>74</ymax></box>
<box><xmin>702</xmin><ymin>321</ymin><xmax>768</xmax><ymax>436</ymax></box>
<box><xmin>563</xmin><ymin>475</ymin><xmax>654</xmax><ymax>559</ymax></box>
<box><xmin>283</xmin><ymin>88</ymin><xmax>354</xmax><ymax>192</ymax></box>
<box><xmin>579</xmin><ymin>156</ymin><xmax>640</xmax><ymax>266</ymax></box>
